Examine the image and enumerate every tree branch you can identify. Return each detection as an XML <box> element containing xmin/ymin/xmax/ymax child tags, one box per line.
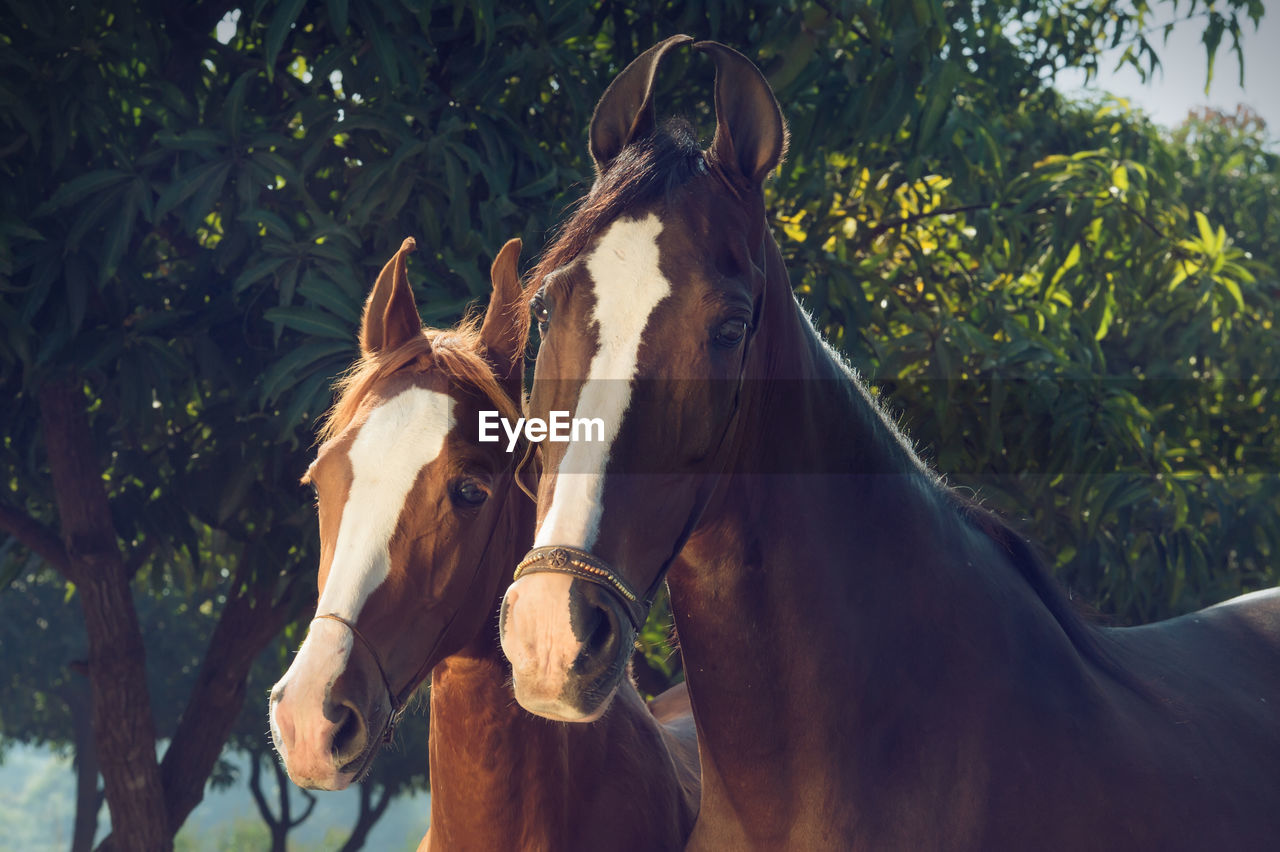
<box><xmin>156</xmin><ymin>556</ymin><xmax>302</xmax><ymax>837</ymax></box>
<box><xmin>0</xmin><ymin>503</ymin><xmax>69</xmax><ymax>575</ymax></box>
<box><xmin>247</xmin><ymin>750</ymin><xmax>278</xmax><ymax>831</ymax></box>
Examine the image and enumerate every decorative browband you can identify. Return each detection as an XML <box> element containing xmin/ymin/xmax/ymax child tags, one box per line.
<box><xmin>514</xmin><ymin>545</ymin><xmax>649</xmax><ymax>631</ymax></box>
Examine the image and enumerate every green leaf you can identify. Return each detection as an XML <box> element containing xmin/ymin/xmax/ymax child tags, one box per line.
<box><xmin>1194</xmin><ymin>210</ymin><xmax>1215</xmax><ymax>247</ymax></box>
<box><xmin>512</xmin><ymin>167</ymin><xmax>559</xmax><ymax>199</ymax></box>
<box><xmin>298</xmin><ymin>271</ymin><xmax>360</xmax><ymax>323</ymax></box>
<box><xmin>223</xmin><ymin>72</ymin><xmax>255</xmax><ymax>141</ymax></box>
<box><xmin>327</xmin><ymin>0</ymin><xmax>349</xmax><ymax>35</ymax></box>
<box><xmin>98</xmin><ymin>193</ymin><xmax>135</xmax><ymax>286</ymax></box>
<box><xmin>264</xmin><ymin>0</ymin><xmax>308</xmax><ymax>82</ymax></box>
<box><xmin>918</xmin><ymin>61</ymin><xmax>959</xmax><ymax>146</ymax></box>
<box><xmin>278</xmin><ymin>370</ymin><xmax>332</xmax><ymax>439</ymax></box>
<box><xmin>1110</xmin><ymin>164</ymin><xmax>1128</xmax><ymax>193</ymax></box>
<box><xmin>156</xmin><ymin>129</ymin><xmax>226</xmax><ymax>154</ymax></box>
<box><xmin>66</xmin><ymin>186</ymin><xmax>125</xmax><ymax>252</ymax></box>
<box><xmin>1048</xmin><ymin>242</ymin><xmax>1081</xmax><ymax>291</ymax></box>
<box><xmin>1094</xmin><ymin>293</ymin><xmax>1113</xmax><ymax>341</ymax></box>
<box><xmin>259</xmin><ymin>340</ymin><xmax>353</xmax><ymax>404</ymax></box>
<box><xmin>263</xmin><ymin>305</ymin><xmax>352</xmax><ymax>340</ymax></box>
<box><xmin>233</xmin><ymin>255</ymin><xmax>291</xmax><ymax>294</ymax></box>
<box><xmin>41</xmin><ymin>170</ymin><xmax>130</xmax><ymax>214</ymax></box>
<box><xmin>367</xmin><ymin>17</ymin><xmax>402</xmax><ymax>90</ymax></box>
<box><xmin>236</xmin><ymin>208</ymin><xmax>295</xmax><ymax>241</ymax></box>
<box><xmin>1219</xmin><ymin>277</ymin><xmax>1245</xmax><ymax>313</ymax></box>
<box><xmin>184</xmin><ymin>162</ymin><xmax>232</xmax><ymax>234</ymax></box>
<box><xmin>155</xmin><ymin>160</ymin><xmax>231</xmax><ymax>221</ymax></box>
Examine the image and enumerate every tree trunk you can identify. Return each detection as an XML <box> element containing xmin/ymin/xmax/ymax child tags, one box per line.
<box><xmin>39</xmin><ymin>378</ymin><xmax>170</xmax><ymax>852</ymax></box>
<box><xmin>338</xmin><ymin>782</ymin><xmax>392</xmax><ymax>852</ymax></box>
<box><xmin>158</xmin><ymin>567</ymin><xmax>301</xmax><ymax>835</ymax></box>
<box><xmin>65</xmin><ymin>672</ymin><xmax>102</xmax><ymax>852</ymax></box>
<box><xmin>248</xmin><ymin>746</ymin><xmax>317</xmax><ymax>852</ymax></box>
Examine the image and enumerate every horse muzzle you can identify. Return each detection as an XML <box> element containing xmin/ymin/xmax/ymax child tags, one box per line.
<box><xmin>500</xmin><ymin>546</ymin><xmax>645</xmax><ymax>721</ymax></box>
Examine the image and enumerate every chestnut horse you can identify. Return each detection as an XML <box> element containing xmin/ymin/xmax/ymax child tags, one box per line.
<box><xmin>269</xmin><ymin>237</ymin><xmax>698</xmax><ymax>849</ymax></box>
<box><xmin>498</xmin><ymin>36</ymin><xmax>1280</xmax><ymax>849</ymax></box>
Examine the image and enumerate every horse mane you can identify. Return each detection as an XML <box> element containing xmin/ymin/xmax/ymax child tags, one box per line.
<box><xmin>949</xmin><ymin>493</ymin><xmax>1138</xmax><ymax>688</ymax></box>
<box><xmin>796</xmin><ymin>269</ymin><xmax>1137</xmax><ymax>690</ymax></box>
<box><xmin>317</xmin><ymin>316</ymin><xmax>523</xmax><ymax>445</ymax></box>
<box><xmin>528</xmin><ymin>118</ymin><xmax>705</xmax><ymax>295</ymax></box>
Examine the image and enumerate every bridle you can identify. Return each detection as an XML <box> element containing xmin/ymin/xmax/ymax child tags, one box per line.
<box><xmin>512</xmin><ymin>190</ymin><xmax>768</xmax><ymax>640</ymax></box>
<box><xmin>312</xmin><ymin>612</ymin><xmax>411</xmax><ymax>744</ymax></box>
<box><xmin>512</xmin><ymin>301</ymin><xmax>759</xmax><ymax>636</ymax></box>
<box><xmin>513</xmin><ymin>545</ymin><xmax>652</xmax><ymax>632</ymax></box>
<box><xmin>309</xmin><ymin>450</ymin><xmax>519</xmax><ymax>753</ymax></box>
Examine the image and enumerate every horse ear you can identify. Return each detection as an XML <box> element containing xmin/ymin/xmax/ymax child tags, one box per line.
<box><xmin>589</xmin><ymin>34</ymin><xmax>694</xmax><ymax>173</ymax></box>
<box><xmin>695</xmin><ymin>41</ymin><xmax>787</xmax><ymax>187</ymax></box>
<box><xmin>481</xmin><ymin>238</ymin><xmax>526</xmax><ymax>398</ymax></box>
<box><xmin>360</xmin><ymin>237</ymin><xmax>421</xmax><ymax>356</ymax></box>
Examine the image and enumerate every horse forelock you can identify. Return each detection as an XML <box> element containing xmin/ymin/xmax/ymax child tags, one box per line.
<box><xmin>528</xmin><ymin>119</ymin><xmax>704</xmax><ymax>297</ymax></box>
<box><xmin>318</xmin><ymin>318</ymin><xmax>522</xmax><ymax>450</ymax></box>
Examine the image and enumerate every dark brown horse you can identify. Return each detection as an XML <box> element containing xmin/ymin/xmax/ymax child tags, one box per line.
<box><xmin>498</xmin><ymin>36</ymin><xmax>1280</xmax><ymax>849</ymax></box>
<box><xmin>268</xmin><ymin>237</ymin><xmax>698</xmax><ymax>849</ymax></box>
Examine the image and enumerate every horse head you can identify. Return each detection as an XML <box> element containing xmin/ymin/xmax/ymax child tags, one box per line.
<box><xmin>270</xmin><ymin>237</ymin><xmax>528</xmax><ymax>787</ymax></box>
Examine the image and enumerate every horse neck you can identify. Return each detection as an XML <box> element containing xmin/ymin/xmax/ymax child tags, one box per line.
<box><xmin>424</xmin><ymin>481</ymin><xmax>560</xmax><ymax>845</ymax></box>
<box><xmin>670</xmin><ymin>239</ymin><xmax>1103</xmax><ymax>804</ymax></box>
<box><xmin>426</xmin><ymin>481</ymin><xmax>693</xmax><ymax>849</ymax></box>
<box><xmin>425</xmin><ymin>655</ymin><xmax>571</xmax><ymax>848</ymax></box>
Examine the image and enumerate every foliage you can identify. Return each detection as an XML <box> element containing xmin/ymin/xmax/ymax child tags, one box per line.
<box><xmin>0</xmin><ymin>0</ymin><xmax>1275</xmax><ymax>846</ymax></box>
<box><xmin>773</xmin><ymin>48</ymin><xmax>1279</xmax><ymax>621</ymax></box>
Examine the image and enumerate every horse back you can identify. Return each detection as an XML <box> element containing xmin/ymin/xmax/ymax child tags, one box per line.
<box><xmin>1093</xmin><ymin>587</ymin><xmax>1280</xmax><ymax>844</ymax></box>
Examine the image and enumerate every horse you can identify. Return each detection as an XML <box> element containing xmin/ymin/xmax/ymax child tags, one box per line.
<box><xmin>497</xmin><ymin>35</ymin><xmax>1280</xmax><ymax>849</ymax></box>
<box><xmin>268</xmin><ymin>236</ymin><xmax>699</xmax><ymax>849</ymax></box>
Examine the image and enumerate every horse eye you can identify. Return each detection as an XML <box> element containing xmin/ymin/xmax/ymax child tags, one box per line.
<box><xmin>530</xmin><ymin>293</ymin><xmax>550</xmax><ymax>326</ymax></box>
<box><xmin>452</xmin><ymin>478</ymin><xmax>489</xmax><ymax>507</ymax></box>
<box><xmin>713</xmin><ymin>318</ymin><xmax>749</xmax><ymax>348</ymax></box>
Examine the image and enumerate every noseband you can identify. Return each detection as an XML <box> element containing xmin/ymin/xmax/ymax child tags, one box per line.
<box><xmin>514</xmin><ymin>545</ymin><xmax>653</xmax><ymax>632</ymax></box>
<box><xmin>311</xmin><ymin>613</ymin><xmax>410</xmax><ymax>744</ymax></box>
<box><xmin>309</xmin><ymin>467</ymin><xmax>513</xmax><ymax>752</ymax></box>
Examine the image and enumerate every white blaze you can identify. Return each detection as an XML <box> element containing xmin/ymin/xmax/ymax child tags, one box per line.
<box><xmin>318</xmin><ymin>386</ymin><xmax>455</xmax><ymax>618</ymax></box>
<box><xmin>270</xmin><ymin>385</ymin><xmax>454</xmax><ymax>778</ymax></box>
<box><xmin>285</xmin><ymin>386</ymin><xmax>454</xmax><ymax>696</ymax></box>
<box><xmin>535</xmin><ymin>213</ymin><xmax>671</xmax><ymax>550</ymax></box>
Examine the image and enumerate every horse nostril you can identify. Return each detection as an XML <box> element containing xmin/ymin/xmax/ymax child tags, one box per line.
<box><xmin>328</xmin><ymin>701</ymin><xmax>368</xmax><ymax>766</ymax></box>
<box><xmin>583</xmin><ymin>603</ymin><xmax>617</xmax><ymax>657</ymax></box>
<box><xmin>572</xmin><ymin>590</ymin><xmax>621</xmax><ymax>677</ymax></box>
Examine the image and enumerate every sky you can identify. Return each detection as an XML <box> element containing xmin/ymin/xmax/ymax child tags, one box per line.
<box><xmin>1056</xmin><ymin>4</ymin><xmax>1280</xmax><ymax>135</ymax></box>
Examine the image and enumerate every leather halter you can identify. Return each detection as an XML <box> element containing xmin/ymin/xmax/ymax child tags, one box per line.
<box><xmin>311</xmin><ymin>612</ymin><xmax>411</xmax><ymax>744</ymax></box>
<box><xmin>513</xmin><ymin>545</ymin><xmax>651</xmax><ymax>632</ymax></box>
<box><xmin>308</xmin><ymin>463</ymin><xmax>513</xmax><ymax>752</ymax></box>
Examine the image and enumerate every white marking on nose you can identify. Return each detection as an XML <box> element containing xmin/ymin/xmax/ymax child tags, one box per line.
<box><xmin>535</xmin><ymin>213</ymin><xmax>671</xmax><ymax>550</ymax></box>
<box><xmin>318</xmin><ymin>386</ymin><xmax>455</xmax><ymax>619</ymax></box>
<box><xmin>270</xmin><ymin>385</ymin><xmax>454</xmax><ymax>788</ymax></box>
